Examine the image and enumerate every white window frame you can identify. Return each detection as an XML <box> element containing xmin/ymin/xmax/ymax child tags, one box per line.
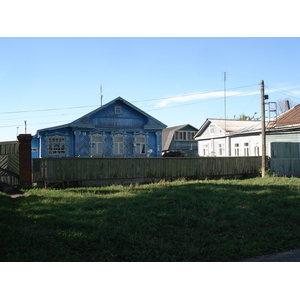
<box><xmin>91</xmin><ymin>134</ymin><xmax>104</xmax><ymax>156</ymax></box>
<box><xmin>218</xmin><ymin>143</ymin><xmax>224</xmax><ymax>156</ymax></box>
<box><xmin>254</xmin><ymin>145</ymin><xmax>260</xmax><ymax>156</ymax></box>
<box><xmin>234</xmin><ymin>143</ymin><xmax>240</xmax><ymax>156</ymax></box>
<box><xmin>134</xmin><ymin>135</ymin><xmax>146</xmax><ymax>155</ymax></box>
<box><xmin>202</xmin><ymin>144</ymin><xmax>209</xmax><ymax>156</ymax></box>
<box><xmin>115</xmin><ymin>106</ymin><xmax>121</xmax><ymax>114</ymax></box>
<box><xmin>175</xmin><ymin>131</ymin><xmax>197</xmax><ymax>141</ymax></box>
<box><xmin>46</xmin><ymin>135</ymin><xmax>67</xmax><ymax>156</ymax></box>
<box><xmin>244</xmin><ymin>142</ymin><xmax>249</xmax><ymax>156</ymax></box>
<box><xmin>113</xmin><ymin>135</ymin><xmax>124</xmax><ymax>155</ymax></box>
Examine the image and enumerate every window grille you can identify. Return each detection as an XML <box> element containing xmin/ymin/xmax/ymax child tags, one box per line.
<box><xmin>48</xmin><ymin>136</ymin><xmax>66</xmax><ymax>155</ymax></box>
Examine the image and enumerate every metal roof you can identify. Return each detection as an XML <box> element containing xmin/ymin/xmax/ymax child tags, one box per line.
<box><xmin>268</xmin><ymin>104</ymin><xmax>300</xmax><ymax>129</ymax></box>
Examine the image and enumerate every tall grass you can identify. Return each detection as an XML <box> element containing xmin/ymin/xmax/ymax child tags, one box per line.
<box><xmin>1</xmin><ymin>177</ymin><xmax>300</xmax><ymax>261</ymax></box>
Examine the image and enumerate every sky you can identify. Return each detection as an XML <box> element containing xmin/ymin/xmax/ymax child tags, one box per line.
<box><xmin>1</xmin><ymin>37</ymin><xmax>300</xmax><ymax>142</ymax></box>
<box><xmin>1</xmin><ymin>2</ymin><xmax>299</xmax><ymax>297</ymax></box>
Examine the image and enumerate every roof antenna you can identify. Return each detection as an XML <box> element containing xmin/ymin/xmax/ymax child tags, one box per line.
<box><xmin>100</xmin><ymin>84</ymin><xmax>103</xmax><ymax>106</ymax></box>
<box><xmin>24</xmin><ymin>120</ymin><xmax>27</xmax><ymax>134</ymax></box>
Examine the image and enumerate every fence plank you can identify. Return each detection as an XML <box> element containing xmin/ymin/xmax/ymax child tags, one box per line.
<box><xmin>32</xmin><ymin>157</ymin><xmax>262</xmax><ymax>187</ymax></box>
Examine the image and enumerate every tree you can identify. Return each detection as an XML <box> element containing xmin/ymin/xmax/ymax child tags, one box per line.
<box><xmin>235</xmin><ymin>112</ymin><xmax>259</xmax><ymax>120</ymax></box>
<box><xmin>276</xmin><ymin>98</ymin><xmax>299</xmax><ymax>115</ymax></box>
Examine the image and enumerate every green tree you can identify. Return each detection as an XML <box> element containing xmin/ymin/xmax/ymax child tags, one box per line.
<box><xmin>235</xmin><ymin>112</ymin><xmax>259</xmax><ymax>120</ymax></box>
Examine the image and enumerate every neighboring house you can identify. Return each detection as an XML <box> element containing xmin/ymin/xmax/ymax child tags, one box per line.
<box><xmin>267</xmin><ymin>103</ymin><xmax>300</xmax><ymax>145</ymax></box>
<box><xmin>162</xmin><ymin>124</ymin><xmax>198</xmax><ymax>157</ymax></box>
<box><xmin>194</xmin><ymin>119</ymin><xmax>261</xmax><ymax>157</ymax></box>
<box><xmin>194</xmin><ymin>104</ymin><xmax>300</xmax><ymax>157</ymax></box>
<box><xmin>33</xmin><ymin>97</ymin><xmax>167</xmax><ymax>158</ymax></box>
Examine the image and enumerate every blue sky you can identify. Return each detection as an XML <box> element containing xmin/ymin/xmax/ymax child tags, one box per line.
<box><xmin>1</xmin><ymin>37</ymin><xmax>300</xmax><ymax>141</ymax></box>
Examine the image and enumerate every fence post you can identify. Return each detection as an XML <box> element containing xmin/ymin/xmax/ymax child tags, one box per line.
<box><xmin>17</xmin><ymin>134</ymin><xmax>32</xmax><ymax>188</ymax></box>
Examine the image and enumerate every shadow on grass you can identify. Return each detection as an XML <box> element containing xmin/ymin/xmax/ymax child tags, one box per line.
<box><xmin>1</xmin><ymin>178</ymin><xmax>300</xmax><ymax>262</ymax></box>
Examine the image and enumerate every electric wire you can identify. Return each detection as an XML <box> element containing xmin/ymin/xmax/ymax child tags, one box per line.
<box><xmin>0</xmin><ymin>83</ymin><xmax>260</xmax><ymax>129</ymax></box>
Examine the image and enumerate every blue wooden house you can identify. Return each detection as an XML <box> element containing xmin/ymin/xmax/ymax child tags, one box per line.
<box><xmin>33</xmin><ymin>97</ymin><xmax>167</xmax><ymax>158</ymax></box>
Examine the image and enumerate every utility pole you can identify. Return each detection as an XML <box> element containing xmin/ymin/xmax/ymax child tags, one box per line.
<box><xmin>224</xmin><ymin>72</ymin><xmax>227</xmax><ymax>156</ymax></box>
<box><xmin>261</xmin><ymin>80</ymin><xmax>267</xmax><ymax>177</ymax></box>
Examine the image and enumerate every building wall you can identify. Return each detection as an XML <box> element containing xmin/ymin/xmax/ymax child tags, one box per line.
<box><xmin>36</xmin><ymin>129</ymin><xmax>162</xmax><ymax>158</ymax></box>
<box><xmin>230</xmin><ymin>135</ymin><xmax>261</xmax><ymax>157</ymax></box>
<box><xmin>197</xmin><ymin>134</ymin><xmax>261</xmax><ymax>157</ymax></box>
<box><xmin>34</xmin><ymin>99</ymin><xmax>166</xmax><ymax>158</ymax></box>
<box><xmin>266</xmin><ymin>130</ymin><xmax>300</xmax><ymax>156</ymax></box>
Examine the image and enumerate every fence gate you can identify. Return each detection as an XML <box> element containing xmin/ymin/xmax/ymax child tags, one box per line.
<box><xmin>270</xmin><ymin>142</ymin><xmax>300</xmax><ymax>177</ymax></box>
<box><xmin>0</xmin><ymin>141</ymin><xmax>19</xmax><ymax>186</ymax></box>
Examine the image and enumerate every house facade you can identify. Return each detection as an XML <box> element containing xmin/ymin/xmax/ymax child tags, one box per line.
<box><xmin>162</xmin><ymin>124</ymin><xmax>198</xmax><ymax>157</ymax></box>
<box><xmin>194</xmin><ymin>119</ymin><xmax>261</xmax><ymax>157</ymax></box>
<box><xmin>195</xmin><ymin>104</ymin><xmax>300</xmax><ymax>157</ymax></box>
<box><xmin>33</xmin><ymin>97</ymin><xmax>167</xmax><ymax>158</ymax></box>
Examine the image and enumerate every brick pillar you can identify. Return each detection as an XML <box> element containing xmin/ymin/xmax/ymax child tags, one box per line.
<box><xmin>17</xmin><ymin>134</ymin><xmax>32</xmax><ymax>188</ymax></box>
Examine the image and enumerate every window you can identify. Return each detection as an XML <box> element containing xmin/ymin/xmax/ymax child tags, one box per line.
<box><xmin>244</xmin><ymin>143</ymin><xmax>249</xmax><ymax>156</ymax></box>
<box><xmin>113</xmin><ymin>135</ymin><xmax>124</xmax><ymax>155</ymax></box>
<box><xmin>234</xmin><ymin>143</ymin><xmax>240</xmax><ymax>156</ymax></box>
<box><xmin>115</xmin><ymin>106</ymin><xmax>121</xmax><ymax>114</ymax></box>
<box><xmin>254</xmin><ymin>146</ymin><xmax>260</xmax><ymax>156</ymax></box>
<box><xmin>202</xmin><ymin>144</ymin><xmax>209</xmax><ymax>156</ymax></box>
<box><xmin>48</xmin><ymin>136</ymin><xmax>66</xmax><ymax>155</ymax></box>
<box><xmin>210</xmin><ymin>125</ymin><xmax>215</xmax><ymax>134</ymax></box>
<box><xmin>175</xmin><ymin>131</ymin><xmax>197</xmax><ymax>141</ymax></box>
<box><xmin>91</xmin><ymin>134</ymin><xmax>103</xmax><ymax>156</ymax></box>
<box><xmin>218</xmin><ymin>144</ymin><xmax>224</xmax><ymax>156</ymax></box>
<box><xmin>135</xmin><ymin>135</ymin><xmax>146</xmax><ymax>155</ymax></box>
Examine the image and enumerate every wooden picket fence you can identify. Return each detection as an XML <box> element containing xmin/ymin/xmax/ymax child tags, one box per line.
<box><xmin>33</xmin><ymin>156</ymin><xmax>263</xmax><ymax>187</ymax></box>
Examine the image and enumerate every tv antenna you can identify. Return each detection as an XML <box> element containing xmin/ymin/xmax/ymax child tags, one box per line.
<box><xmin>100</xmin><ymin>84</ymin><xmax>103</xmax><ymax>106</ymax></box>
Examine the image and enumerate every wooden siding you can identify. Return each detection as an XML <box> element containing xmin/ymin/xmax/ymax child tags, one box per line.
<box><xmin>270</xmin><ymin>142</ymin><xmax>300</xmax><ymax>177</ymax></box>
<box><xmin>0</xmin><ymin>141</ymin><xmax>19</xmax><ymax>185</ymax></box>
<box><xmin>33</xmin><ymin>156</ymin><xmax>262</xmax><ymax>187</ymax></box>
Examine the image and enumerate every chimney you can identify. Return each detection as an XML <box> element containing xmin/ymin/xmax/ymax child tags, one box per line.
<box><xmin>285</xmin><ymin>100</ymin><xmax>290</xmax><ymax>111</ymax></box>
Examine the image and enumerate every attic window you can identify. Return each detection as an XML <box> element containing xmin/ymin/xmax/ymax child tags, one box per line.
<box><xmin>175</xmin><ymin>131</ymin><xmax>197</xmax><ymax>141</ymax></box>
<box><xmin>115</xmin><ymin>106</ymin><xmax>121</xmax><ymax>114</ymax></box>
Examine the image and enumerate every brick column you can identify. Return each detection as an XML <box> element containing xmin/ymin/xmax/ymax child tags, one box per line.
<box><xmin>17</xmin><ymin>134</ymin><xmax>32</xmax><ymax>188</ymax></box>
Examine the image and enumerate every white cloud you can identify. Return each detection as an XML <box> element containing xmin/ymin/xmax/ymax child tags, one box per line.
<box><xmin>156</xmin><ymin>90</ymin><xmax>260</xmax><ymax>108</ymax></box>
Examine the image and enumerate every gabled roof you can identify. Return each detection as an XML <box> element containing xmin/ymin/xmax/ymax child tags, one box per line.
<box><xmin>268</xmin><ymin>104</ymin><xmax>300</xmax><ymax>129</ymax></box>
<box><xmin>162</xmin><ymin>124</ymin><xmax>198</xmax><ymax>150</ymax></box>
<box><xmin>36</xmin><ymin>97</ymin><xmax>167</xmax><ymax>133</ymax></box>
<box><xmin>194</xmin><ymin>118</ymin><xmax>260</xmax><ymax>138</ymax></box>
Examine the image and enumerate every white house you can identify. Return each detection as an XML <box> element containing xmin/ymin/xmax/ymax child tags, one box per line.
<box><xmin>195</xmin><ymin>104</ymin><xmax>300</xmax><ymax>157</ymax></box>
<box><xmin>194</xmin><ymin>119</ymin><xmax>261</xmax><ymax>157</ymax></box>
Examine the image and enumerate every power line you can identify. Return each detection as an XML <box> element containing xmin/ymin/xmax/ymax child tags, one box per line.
<box><xmin>0</xmin><ymin>83</ymin><xmax>259</xmax><ymax>116</ymax></box>
<box><xmin>265</xmin><ymin>85</ymin><xmax>300</xmax><ymax>101</ymax></box>
<box><xmin>0</xmin><ymin>83</ymin><xmax>260</xmax><ymax>129</ymax></box>
<box><xmin>131</xmin><ymin>83</ymin><xmax>259</xmax><ymax>104</ymax></box>
<box><xmin>0</xmin><ymin>105</ymin><xmax>98</xmax><ymax>115</ymax></box>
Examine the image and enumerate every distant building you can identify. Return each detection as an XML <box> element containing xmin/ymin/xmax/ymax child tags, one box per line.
<box><xmin>162</xmin><ymin>124</ymin><xmax>198</xmax><ymax>157</ymax></box>
<box><xmin>194</xmin><ymin>119</ymin><xmax>261</xmax><ymax>157</ymax></box>
<box><xmin>33</xmin><ymin>97</ymin><xmax>167</xmax><ymax>158</ymax></box>
<box><xmin>194</xmin><ymin>104</ymin><xmax>300</xmax><ymax>157</ymax></box>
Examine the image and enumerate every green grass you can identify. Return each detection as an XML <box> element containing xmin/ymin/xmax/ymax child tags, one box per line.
<box><xmin>1</xmin><ymin>177</ymin><xmax>300</xmax><ymax>261</ymax></box>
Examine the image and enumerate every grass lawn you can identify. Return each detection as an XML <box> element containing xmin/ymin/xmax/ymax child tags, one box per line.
<box><xmin>1</xmin><ymin>176</ymin><xmax>300</xmax><ymax>262</ymax></box>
